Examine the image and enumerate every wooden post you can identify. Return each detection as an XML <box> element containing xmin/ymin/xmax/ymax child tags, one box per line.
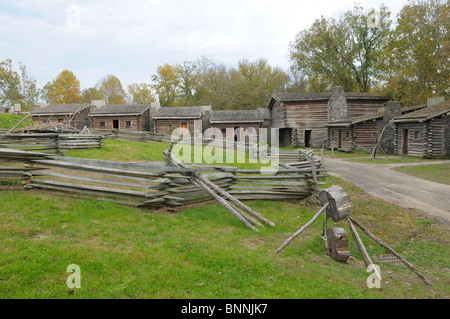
<box><xmin>319</xmin><ymin>185</ymin><xmax>352</xmax><ymax>222</ymax></box>
<box><xmin>320</xmin><ymin>147</ymin><xmax>326</xmax><ymax>172</ymax></box>
<box><xmin>6</xmin><ymin>114</ymin><xmax>31</xmax><ymax>133</ymax></box>
<box><xmin>310</xmin><ymin>159</ymin><xmax>319</xmax><ymax>190</ymax></box>
<box><xmin>331</xmin><ymin>147</ymin><xmax>334</xmax><ymax>158</ymax></box>
<box><xmin>326</xmin><ymin>227</ymin><xmax>350</xmax><ymax>262</ymax></box>
<box><xmin>167</xmin><ymin>150</ymin><xmax>274</xmax><ymax>228</ymax></box>
<box><xmin>349</xmin><ymin>217</ymin><xmax>432</xmax><ymax>286</ymax></box>
<box><xmin>274</xmin><ymin>202</ymin><xmax>329</xmax><ymax>254</ymax></box>
<box><xmin>347</xmin><ymin>217</ymin><xmax>374</xmax><ymax>267</ymax></box>
<box><xmin>322</xmin><ymin>214</ymin><xmax>330</xmax><ymax>255</ymax></box>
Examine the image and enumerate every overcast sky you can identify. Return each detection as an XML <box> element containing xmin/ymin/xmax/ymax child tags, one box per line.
<box><xmin>0</xmin><ymin>0</ymin><xmax>407</xmax><ymax>90</ymax></box>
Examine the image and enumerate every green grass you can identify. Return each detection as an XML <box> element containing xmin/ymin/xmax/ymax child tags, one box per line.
<box><xmin>346</xmin><ymin>156</ymin><xmax>442</xmax><ymax>164</ymax></box>
<box><xmin>66</xmin><ymin>139</ymin><xmax>273</xmax><ymax>170</ymax></box>
<box><xmin>393</xmin><ymin>164</ymin><xmax>450</xmax><ymax>185</ymax></box>
<box><xmin>0</xmin><ymin>175</ymin><xmax>448</xmax><ymax>299</ymax></box>
<box><xmin>0</xmin><ymin>113</ymin><xmax>31</xmax><ymax>130</ymax></box>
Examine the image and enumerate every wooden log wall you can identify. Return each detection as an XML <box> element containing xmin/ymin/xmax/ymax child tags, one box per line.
<box><xmin>346</xmin><ymin>100</ymin><xmax>381</xmax><ymax>117</ymax></box>
<box><xmin>353</xmin><ymin>120</ymin><xmax>381</xmax><ymax>152</ymax></box>
<box><xmin>395</xmin><ymin>123</ymin><xmax>426</xmax><ymax>157</ymax></box>
<box><xmin>427</xmin><ymin>117</ymin><xmax>447</xmax><ymax>158</ymax></box>
<box><xmin>31</xmin><ymin>108</ymin><xmax>90</xmax><ymax>131</ymax></box>
<box><xmin>90</xmin><ymin>112</ymin><xmax>150</xmax><ymax>132</ymax></box>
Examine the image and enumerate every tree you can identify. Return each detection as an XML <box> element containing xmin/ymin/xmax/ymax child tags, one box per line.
<box><xmin>380</xmin><ymin>0</ymin><xmax>449</xmax><ymax>104</ymax></box>
<box><xmin>0</xmin><ymin>59</ymin><xmax>22</xmax><ymax>106</ymax></box>
<box><xmin>42</xmin><ymin>70</ymin><xmax>82</xmax><ymax>104</ymax></box>
<box><xmin>95</xmin><ymin>74</ymin><xmax>126</xmax><ymax>104</ymax></box>
<box><xmin>289</xmin><ymin>5</ymin><xmax>393</xmax><ymax>92</ymax></box>
<box><xmin>127</xmin><ymin>83</ymin><xmax>155</xmax><ymax>104</ymax></box>
<box><xmin>81</xmin><ymin>87</ymin><xmax>104</xmax><ymax>103</ymax></box>
<box><xmin>18</xmin><ymin>63</ymin><xmax>39</xmax><ymax>109</ymax></box>
<box><xmin>151</xmin><ymin>64</ymin><xmax>182</xmax><ymax>106</ymax></box>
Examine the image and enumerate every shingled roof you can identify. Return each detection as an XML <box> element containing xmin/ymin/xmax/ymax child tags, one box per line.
<box><xmin>31</xmin><ymin>104</ymin><xmax>90</xmax><ymax>116</ymax></box>
<box><xmin>210</xmin><ymin>110</ymin><xmax>263</xmax><ymax>123</ymax></box>
<box><xmin>152</xmin><ymin>106</ymin><xmax>208</xmax><ymax>119</ymax></box>
<box><xmin>327</xmin><ymin>105</ymin><xmax>426</xmax><ymax>127</ymax></box>
<box><xmin>270</xmin><ymin>91</ymin><xmax>389</xmax><ymax>103</ymax></box>
<box><xmin>90</xmin><ymin>104</ymin><xmax>149</xmax><ymax>116</ymax></box>
<box><xmin>393</xmin><ymin>100</ymin><xmax>450</xmax><ymax>123</ymax></box>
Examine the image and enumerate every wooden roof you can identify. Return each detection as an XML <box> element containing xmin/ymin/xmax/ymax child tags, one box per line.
<box><xmin>393</xmin><ymin>100</ymin><xmax>450</xmax><ymax>123</ymax></box>
<box><xmin>152</xmin><ymin>106</ymin><xmax>207</xmax><ymax>119</ymax></box>
<box><xmin>90</xmin><ymin>104</ymin><xmax>150</xmax><ymax>116</ymax></box>
<box><xmin>210</xmin><ymin>110</ymin><xmax>263</xmax><ymax>123</ymax></box>
<box><xmin>31</xmin><ymin>104</ymin><xmax>90</xmax><ymax>116</ymax></box>
<box><xmin>327</xmin><ymin>105</ymin><xmax>426</xmax><ymax>127</ymax></box>
<box><xmin>268</xmin><ymin>91</ymin><xmax>389</xmax><ymax>109</ymax></box>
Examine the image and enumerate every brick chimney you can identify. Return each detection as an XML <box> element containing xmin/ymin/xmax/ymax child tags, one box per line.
<box><xmin>327</xmin><ymin>86</ymin><xmax>347</xmax><ymax>122</ymax></box>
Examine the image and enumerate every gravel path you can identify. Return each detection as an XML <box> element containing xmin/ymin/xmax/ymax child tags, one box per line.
<box><xmin>323</xmin><ymin>158</ymin><xmax>450</xmax><ymax>225</ymax></box>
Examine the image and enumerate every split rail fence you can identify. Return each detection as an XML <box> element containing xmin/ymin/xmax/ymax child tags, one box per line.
<box><xmin>0</xmin><ymin>133</ymin><xmax>102</xmax><ymax>153</ymax></box>
<box><xmin>0</xmin><ymin>148</ymin><xmax>324</xmax><ymax>210</ymax></box>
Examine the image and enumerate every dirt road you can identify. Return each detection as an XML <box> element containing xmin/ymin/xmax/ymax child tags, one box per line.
<box><xmin>323</xmin><ymin>158</ymin><xmax>450</xmax><ymax>225</ymax></box>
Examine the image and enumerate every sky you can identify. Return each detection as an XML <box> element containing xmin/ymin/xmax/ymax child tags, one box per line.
<box><xmin>0</xmin><ymin>0</ymin><xmax>408</xmax><ymax>91</ymax></box>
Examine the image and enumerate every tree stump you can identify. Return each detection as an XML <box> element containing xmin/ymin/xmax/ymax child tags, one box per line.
<box><xmin>319</xmin><ymin>185</ymin><xmax>351</xmax><ymax>222</ymax></box>
<box><xmin>326</xmin><ymin>227</ymin><xmax>350</xmax><ymax>262</ymax></box>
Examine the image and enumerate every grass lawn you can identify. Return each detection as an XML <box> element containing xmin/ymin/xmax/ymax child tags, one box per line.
<box><xmin>0</xmin><ymin>174</ymin><xmax>448</xmax><ymax>299</ymax></box>
<box><xmin>65</xmin><ymin>139</ymin><xmax>274</xmax><ymax>170</ymax></box>
<box><xmin>393</xmin><ymin>164</ymin><xmax>450</xmax><ymax>185</ymax></box>
<box><xmin>0</xmin><ymin>113</ymin><xmax>32</xmax><ymax>130</ymax></box>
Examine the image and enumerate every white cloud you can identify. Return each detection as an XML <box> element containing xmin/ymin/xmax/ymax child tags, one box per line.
<box><xmin>0</xmin><ymin>0</ymin><xmax>407</xmax><ymax>89</ymax></box>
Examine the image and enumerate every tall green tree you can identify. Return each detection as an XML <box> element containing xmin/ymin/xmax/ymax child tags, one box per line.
<box><xmin>95</xmin><ymin>74</ymin><xmax>126</xmax><ymax>105</ymax></box>
<box><xmin>380</xmin><ymin>0</ymin><xmax>449</xmax><ymax>104</ymax></box>
<box><xmin>18</xmin><ymin>63</ymin><xmax>39</xmax><ymax>109</ymax></box>
<box><xmin>81</xmin><ymin>87</ymin><xmax>104</xmax><ymax>103</ymax></box>
<box><xmin>289</xmin><ymin>4</ymin><xmax>393</xmax><ymax>92</ymax></box>
<box><xmin>0</xmin><ymin>59</ymin><xmax>22</xmax><ymax>106</ymax></box>
<box><xmin>127</xmin><ymin>83</ymin><xmax>155</xmax><ymax>104</ymax></box>
<box><xmin>42</xmin><ymin>70</ymin><xmax>82</xmax><ymax>104</ymax></box>
<box><xmin>150</xmin><ymin>64</ymin><xmax>182</xmax><ymax>106</ymax></box>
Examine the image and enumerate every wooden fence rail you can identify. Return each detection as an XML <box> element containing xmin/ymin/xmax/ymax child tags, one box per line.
<box><xmin>0</xmin><ymin>148</ymin><xmax>319</xmax><ymax>210</ymax></box>
<box><xmin>0</xmin><ymin>133</ymin><xmax>102</xmax><ymax>153</ymax></box>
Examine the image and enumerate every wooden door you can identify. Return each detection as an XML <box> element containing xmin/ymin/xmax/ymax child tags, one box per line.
<box><xmin>304</xmin><ymin>130</ymin><xmax>312</xmax><ymax>147</ymax></box>
<box><xmin>402</xmin><ymin>129</ymin><xmax>409</xmax><ymax>155</ymax></box>
<box><xmin>338</xmin><ymin>130</ymin><xmax>342</xmax><ymax>149</ymax></box>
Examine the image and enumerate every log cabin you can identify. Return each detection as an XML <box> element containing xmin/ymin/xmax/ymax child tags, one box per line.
<box><xmin>152</xmin><ymin>105</ymin><xmax>211</xmax><ymax>136</ymax></box>
<box><xmin>392</xmin><ymin>100</ymin><xmax>450</xmax><ymax>158</ymax></box>
<box><xmin>326</xmin><ymin>103</ymin><xmax>426</xmax><ymax>153</ymax></box>
<box><xmin>209</xmin><ymin>110</ymin><xmax>263</xmax><ymax>141</ymax></box>
<box><xmin>267</xmin><ymin>87</ymin><xmax>390</xmax><ymax>147</ymax></box>
<box><xmin>31</xmin><ymin>104</ymin><xmax>91</xmax><ymax>130</ymax></box>
<box><xmin>89</xmin><ymin>104</ymin><xmax>150</xmax><ymax>131</ymax></box>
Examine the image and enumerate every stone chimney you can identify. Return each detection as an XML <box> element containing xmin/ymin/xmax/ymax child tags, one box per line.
<box><xmin>14</xmin><ymin>103</ymin><xmax>21</xmax><ymax>115</ymax></box>
<box><xmin>427</xmin><ymin>96</ymin><xmax>445</xmax><ymax>107</ymax></box>
<box><xmin>91</xmin><ymin>100</ymin><xmax>106</xmax><ymax>110</ymax></box>
<box><xmin>151</xmin><ymin>101</ymin><xmax>161</xmax><ymax>109</ymax></box>
<box><xmin>380</xmin><ymin>101</ymin><xmax>401</xmax><ymax>154</ymax></box>
<box><xmin>327</xmin><ymin>86</ymin><xmax>347</xmax><ymax>122</ymax></box>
